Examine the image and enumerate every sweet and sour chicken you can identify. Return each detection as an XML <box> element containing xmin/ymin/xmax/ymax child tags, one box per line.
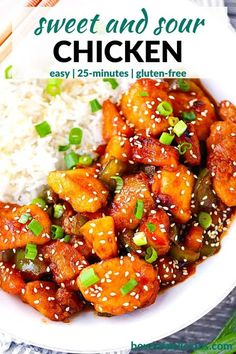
<box><xmin>0</xmin><ymin>79</ymin><xmax>235</xmax><ymax>321</ymax></box>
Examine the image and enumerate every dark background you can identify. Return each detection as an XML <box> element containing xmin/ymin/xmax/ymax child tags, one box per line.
<box><xmin>131</xmin><ymin>1</ymin><xmax>236</xmax><ymax>353</ymax></box>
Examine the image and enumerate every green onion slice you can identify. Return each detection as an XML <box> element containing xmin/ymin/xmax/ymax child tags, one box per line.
<box><xmin>145</xmin><ymin>246</ymin><xmax>158</xmax><ymax>263</ymax></box>
<box><xmin>35</xmin><ymin>121</ymin><xmax>52</xmax><ymax>138</ymax></box>
<box><xmin>45</xmin><ymin>84</ymin><xmax>61</xmax><ymax>97</ymax></box>
<box><xmin>53</xmin><ymin>204</ymin><xmax>64</xmax><ymax>219</ymax></box>
<box><xmin>69</xmin><ymin>127</ymin><xmax>83</xmax><ymax>145</ymax></box>
<box><xmin>31</xmin><ymin>198</ymin><xmax>46</xmax><ymax>209</ymax></box>
<box><xmin>78</xmin><ymin>155</ymin><xmax>93</xmax><ymax>166</ymax></box>
<box><xmin>64</xmin><ymin>152</ymin><xmax>80</xmax><ymax>169</ymax></box>
<box><xmin>47</xmin><ymin>78</ymin><xmax>62</xmax><ymax>86</ymax></box>
<box><xmin>198</xmin><ymin>212</ymin><xmax>212</xmax><ymax>230</ymax></box>
<box><xmin>103</xmin><ymin>78</ymin><xmax>119</xmax><ymax>89</ymax></box>
<box><xmin>28</xmin><ymin>219</ymin><xmax>43</xmax><ymax>237</ymax></box>
<box><xmin>135</xmin><ymin>200</ymin><xmax>144</xmax><ymax>220</ymax></box>
<box><xmin>182</xmin><ymin>111</ymin><xmax>196</xmax><ymax>121</ymax></box>
<box><xmin>79</xmin><ymin>268</ymin><xmax>100</xmax><ymax>288</ymax></box>
<box><xmin>25</xmin><ymin>244</ymin><xmax>38</xmax><ymax>261</ymax></box>
<box><xmin>159</xmin><ymin>132</ymin><xmax>174</xmax><ymax>145</ymax></box>
<box><xmin>5</xmin><ymin>65</ymin><xmax>13</xmax><ymax>79</ymax></box>
<box><xmin>157</xmin><ymin>101</ymin><xmax>173</xmax><ymax>116</ymax></box>
<box><xmin>90</xmin><ymin>99</ymin><xmax>102</xmax><ymax>113</ymax></box>
<box><xmin>18</xmin><ymin>213</ymin><xmax>32</xmax><ymax>224</ymax></box>
<box><xmin>110</xmin><ymin>176</ymin><xmax>124</xmax><ymax>193</ymax></box>
<box><xmin>63</xmin><ymin>235</ymin><xmax>71</xmax><ymax>243</ymax></box>
<box><xmin>58</xmin><ymin>144</ymin><xmax>70</xmax><ymax>152</ymax></box>
<box><xmin>139</xmin><ymin>91</ymin><xmax>149</xmax><ymax>97</ymax></box>
<box><xmin>133</xmin><ymin>232</ymin><xmax>147</xmax><ymax>246</ymax></box>
<box><xmin>178</xmin><ymin>142</ymin><xmax>192</xmax><ymax>155</ymax></box>
<box><xmin>168</xmin><ymin>116</ymin><xmax>179</xmax><ymax>127</ymax></box>
<box><xmin>120</xmin><ymin>278</ymin><xmax>138</xmax><ymax>295</ymax></box>
<box><xmin>147</xmin><ymin>222</ymin><xmax>156</xmax><ymax>232</ymax></box>
<box><xmin>178</xmin><ymin>79</ymin><xmax>190</xmax><ymax>92</ymax></box>
<box><xmin>51</xmin><ymin>225</ymin><xmax>64</xmax><ymax>240</ymax></box>
<box><xmin>173</xmin><ymin>120</ymin><xmax>187</xmax><ymax>137</ymax></box>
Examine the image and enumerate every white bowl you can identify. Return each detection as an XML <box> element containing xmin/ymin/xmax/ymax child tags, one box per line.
<box><xmin>0</xmin><ymin>77</ymin><xmax>236</xmax><ymax>353</ymax></box>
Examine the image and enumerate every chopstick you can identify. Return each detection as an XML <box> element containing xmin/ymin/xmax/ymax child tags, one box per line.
<box><xmin>0</xmin><ymin>0</ymin><xmax>60</xmax><ymax>63</ymax></box>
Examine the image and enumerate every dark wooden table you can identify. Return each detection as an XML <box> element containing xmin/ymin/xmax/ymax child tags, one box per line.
<box><xmin>131</xmin><ymin>2</ymin><xmax>236</xmax><ymax>352</ymax></box>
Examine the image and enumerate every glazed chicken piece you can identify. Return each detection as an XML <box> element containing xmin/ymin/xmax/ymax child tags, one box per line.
<box><xmin>0</xmin><ymin>262</ymin><xmax>25</xmax><ymax>295</ymax></box>
<box><xmin>77</xmin><ymin>255</ymin><xmax>159</xmax><ymax>316</ymax></box>
<box><xmin>42</xmin><ymin>241</ymin><xmax>88</xmax><ymax>284</ymax></box>
<box><xmin>110</xmin><ymin>172</ymin><xmax>155</xmax><ymax>230</ymax></box>
<box><xmin>131</xmin><ymin>136</ymin><xmax>179</xmax><ymax>171</ymax></box>
<box><xmin>79</xmin><ymin>216</ymin><xmax>118</xmax><ymax>260</ymax></box>
<box><xmin>22</xmin><ymin>281</ymin><xmax>83</xmax><ymax>321</ymax></box>
<box><xmin>169</xmin><ymin>80</ymin><xmax>216</xmax><ymax>140</ymax></box>
<box><xmin>206</xmin><ymin>121</ymin><xmax>236</xmax><ymax>152</ymax></box>
<box><xmin>0</xmin><ymin>204</ymin><xmax>51</xmax><ymax>250</ymax></box>
<box><xmin>184</xmin><ymin>226</ymin><xmax>204</xmax><ymax>252</ymax></box>
<box><xmin>175</xmin><ymin>124</ymin><xmax>201</xmax><ymax>166</ymax></box>
<box><xmin>207</xmin><ymin>122</ymin><xmax>236</xmax><ymax>206</ymax></box>
<box><xmin>102</xmin><ymin>99</ymin><xmax>133</xmax><ymax>141</ymax></box>
<box><xmin>47</xmin><ymin>168</ymin><xmax>108</xmax><ymax>213</ymax></box>
<box><xmin>152</xmin><ymin>165</ymin><xmax>194</xmax><ymax>223</ymax></box>
<box><xmin>120</xmin><ymin>79</ymin><xmax>170</xmax><ymax>135</ymax></box>
<box><xmin>103</xmin><ymin>135</ymin><xmax>132</xmax><ymax>163</ymax></box>
<box><xmin>218</xmin><ymin>100</ymin><xmax>236</xmax><ymax>124</ymax></box>
<box><xmin>139</xmin><ymin>210</ymin><xmax>170</xmax><ymax>256</ymax></box>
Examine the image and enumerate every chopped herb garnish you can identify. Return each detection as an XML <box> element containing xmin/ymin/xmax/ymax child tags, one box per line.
<box><xmin>90</xmin><ymin>99</ymin><xmax>102</xmax><ymax>113</ymax></box>
<box><xmin>58</xmin><ymin>144</ymin><xmax>70</xmax><ymax>152</ymax></box>
<box><xmin>79</xmin><ymin>268</ymin><xmax>100</xmax><ymax>288</ymax></box>
<box><xmin>178</xmin><ymin>79</ymin><xmax>190</xmax><ymax>92</ymax></box>
<box><xmin>69</xmin><ymin>127</ymin><xmax>83</xmax><ymax>145</ymax></box>
<box><xmin>133</xmin><ymin>232</ymin><xmax>147</xmax><ymax>246</ymax></box>
<box><xmin>64</xmin><ymin>151</ymin><xmax>80</xmax><ymax>169</ymax></box>
<box><xmin>25</xmin><ymin>244</ymin><xmax>38</xmax><ymax>260</ymax></box>
<box><xmin>31</xmin><ymin>198</ymin><xmax>46</xmax><ymax>209</ymax></box>
<box><xmin>178</xmin><ymin>142</ymin><xmax>192</xmax><ymax>155</ymax></box>
<box><xmin>5</xmin><ymin>65</ymin><xmax>13</xmax><ymax>79</ymax></box>
<box><xmin>35</xmin><ymin>121</ymin><xmax>52</xmax><ymax>138</ymax></box>
<box><xmin>168</xmin><ymin>116</ymin><xmax>179</xmax><ymax>127</ymax></box>
<box><xmin>135</xmin><ymin>200</ymin><xmax>144</xmax><ymax>220</ymax></box>
<box><xmin>157</xmin><ymin>101</ymin><xmax>173</xmax><ymax>116</ymax></box>
<box><xmin>18</xmin><ymin>213</ymin><xmax>32</xmax><ymax>224</ymax></box>
<box><xmin>159</xmin><ymin>132</ymin><xmax>174</xmax><ymax>145</ymax></box>
<box><xmin>63</xmin><ymin>235</ymin><xmax>71</xmax><ymax>243</ymax></box>
<box><xmin>110</xmin><ymin>176</ymin><xmax>124</xmax><ymax>193</ymax></box>
<box><xmin>145</xmin><ymin>246</ymin><xmax>158</xmax><ymax>263</ymax></box>
<box><xmin>182</xmin><ymin>111</ymin><xmax>196</xmax><ymax>121</ymax></box>
<box><xmin>147</xmin><ymin>222</ymin><xmax>156</xmax><ymax>232</ymax></box>
<box><xmin>103</xmin><ymin>78</ymin><xmax>119</xmax><ymax>89</ymax></box>
<box><xmin>28</xmin><ymin>219</ymin><xmax>43</xmax><ymax>237</ymax></box>
<box><xmin>139</xmin><ymin>91</ymin><xmax>149</xmax><ymax>97</ymax></box>
<box><xmin>198</xmin><ymin>212</ymin><xmax>212</xmax><ymax>230</ymax></box>
<box><xmin>53</xmin><ymin>204</ymin><xmax>64</xmax><ymax>219</ymax></box>
<box><xmin>78</xmin><ymin>155</ymin><xmax>93</xmax><ymax>166</ymax></box>
<box><xmin>51</xmin><ymin>225</ymin><xmax>64</xmax><ymax>240</ymax></box>
<box><xmin>120</xmin><ymin>279</ymin><xmax>138</xmax><ymax>295</ymax></box>
<box><xmin>173</xmin><ymin>120</ymin><xmax>187</xmax><ymax>137</ymax></box>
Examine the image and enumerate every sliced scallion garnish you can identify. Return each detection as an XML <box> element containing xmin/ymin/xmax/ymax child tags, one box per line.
<box><xmin>135</xmin><ymin>200</ymin><xmax>144</xmax><ymax>220</ymax></box>
<box><xmin>25</xmin><ymin>243</ymin><xmax>38</xmax><ymax>260</ymax></box>
<box><xmin>90</xmin><ymin>99</ymin><xmax>102</xmax><ymax>113</ymax></box>
<box><xmin>133</xmin><ymin>232</ymin><xmax>147</xmax><ymax>246</ymax></box>
<box><xmin>79</xmin><ymin>268</ymin><xmax>100</xmax><ymax>288</ymax></box>
<box><xmin>35</xmin><ymin>121</ymin><xmax>52</xmax><ymax>138</ymax></box>
<box><xmin>145</xmin><ymin>246</ymin><xmax>158</xmax><ymax>263</ymax></box>
<box><xmin>120</xmin><ymin>278</ymin><xmax>138</xmax><ymax>295</ymax></box>
<box><xmin>28</xmin><ymin>219</ymin><xmax>43</xmax><ymax>237</ymax></box>
<box><xmin>103</xmin><ymin>78</ymin><xmax>119</xmax><ymax>89</ymax></box>
<box><xmin>110</xmin><ymin>176</ymin><xmax>124</xmax><ymax>193</ymax></box>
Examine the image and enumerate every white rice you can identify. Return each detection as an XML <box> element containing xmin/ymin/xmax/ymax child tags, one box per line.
<box><xmin>0</xmin><ymin>79</ymin><xmax>127</xmax><ymax>205</ymax></box>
